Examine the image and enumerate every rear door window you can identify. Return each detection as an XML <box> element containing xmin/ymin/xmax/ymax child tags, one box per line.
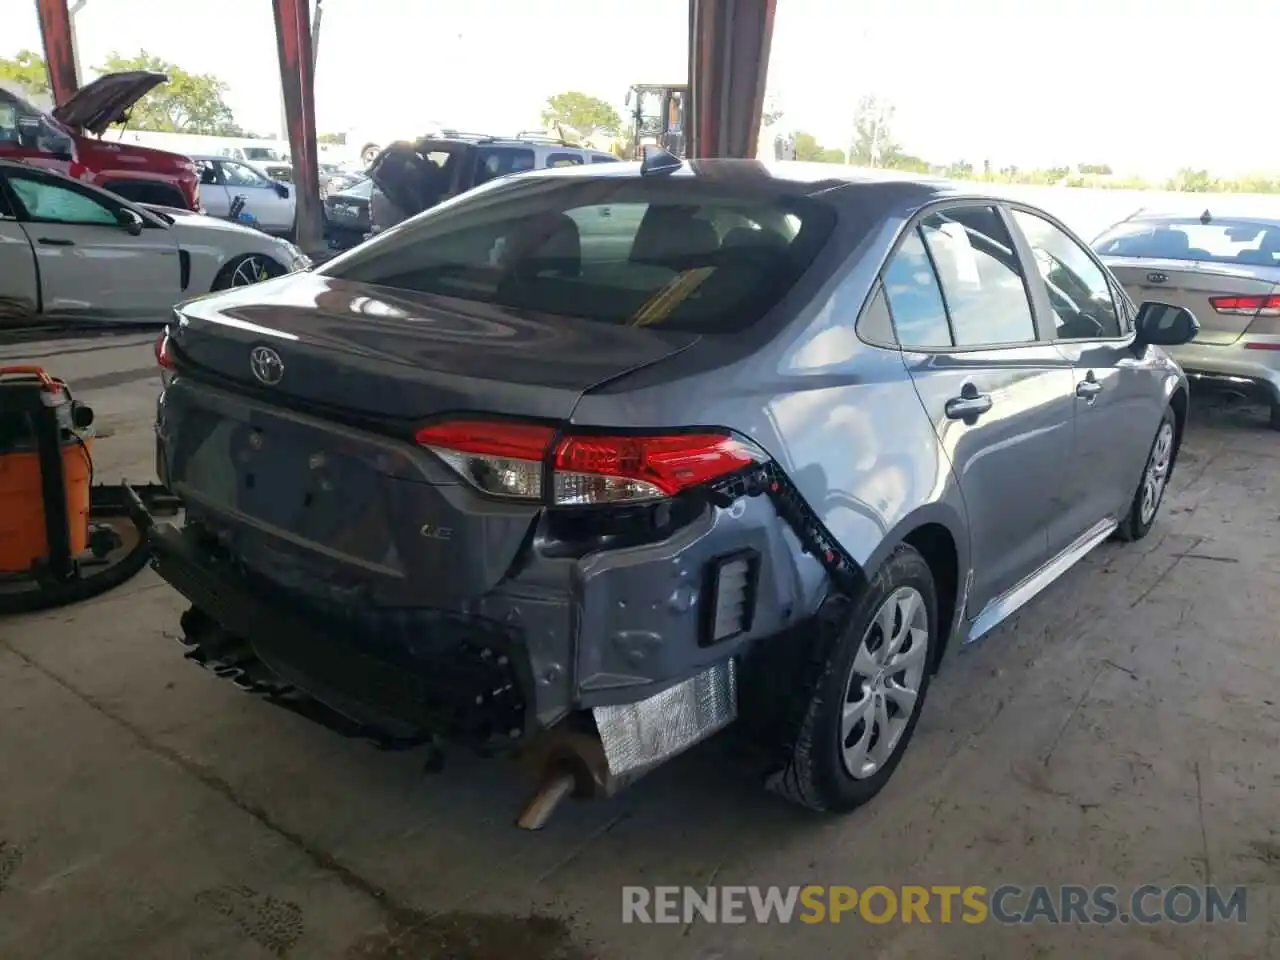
<box><xmin>882</xmin><ymin>228</ymin><xmax>952</xmax><ymax>348</ymax></box>
<box><xmin>546</xmin><ymin>152</ymin><xmax>584</xmax><ymax>167</ymax></box>
<box><xmin>321</xmin><ymin>178</ymin><xmax>837</xmax><ymax>334</ymax></box>
<box><xmin>474</xmin><ymin>147</ymin><xmax>535</xmax><ymax>186</ymax></box>
<box><xmin>920</xmin><ymin>207</ymin><xmax>1038</xmax><ymax>346</ymax></box>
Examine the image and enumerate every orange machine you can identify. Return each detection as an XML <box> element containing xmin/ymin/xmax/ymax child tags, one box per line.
<box><xmin>0</xmin><ymin>366</ymin><xmax>93</xmax><ymax>575</ymax></box>
<box><xmin>0</xmin><ymin>362</ymin><xmax>181</xmax><ymax>615</ymax></box>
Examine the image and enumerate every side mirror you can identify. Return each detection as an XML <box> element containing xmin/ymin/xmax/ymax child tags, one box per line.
<box><xmin>1134</xmin><ymin>301</ymin><xmax>1199</xmax><ymax>347</ymax></box>
<box><xmin>116</xmin><ymin>208</ymin><xmax>144</xmax><ymax>236</ymax></box>
<box><xmin>273</xmin><ymin>181</ymin><xmax>290</xmax><ymax>199</ymax></box>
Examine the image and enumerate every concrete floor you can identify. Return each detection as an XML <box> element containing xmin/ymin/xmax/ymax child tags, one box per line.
<box><xmin>1</xmin><ymin>332</ymin><xmax>1277</xmax><ymax>960</ymax></box>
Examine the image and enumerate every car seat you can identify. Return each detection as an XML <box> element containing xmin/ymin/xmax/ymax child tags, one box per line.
<box><xmin>629</xmin><ymin>207</ymin><xmax>720</xmax><ymax>266</ymax></box>
<box><xmin>507</xmin><ymin>213</ymin><xmax>582</xmax><ymax>280</ymax></box>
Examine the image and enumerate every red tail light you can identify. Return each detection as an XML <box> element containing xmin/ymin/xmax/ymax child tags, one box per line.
<box><xmin>552</xmin><ymin>433</ymin><xmax>763</xmax><ymax>504</ymax></box>
<box><xmin>1208</xmin><ymin>294</ymin><xmax>1280</xmax><ymax>316</ymax></box>
<box><xmin>155</xmin><ymin>332</ymin><xmax>175</xmax><ymax>369</ymax></box>
<box><xmin>414</xmin><ymin>420</ymin><xmax>766</xmax><ymax>505</ymax></box>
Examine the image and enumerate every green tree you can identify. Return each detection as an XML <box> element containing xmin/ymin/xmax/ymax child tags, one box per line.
<box><xmin>848</xmin><ymin>95</ymin><xmax>901</xmax><ymax>167</ymax></box>
<box><xmin>318</xmin><ymin>131</ymin><xmax>347</xmax><ymax>145</ymax></box>
<box><xmin>887</xmin><ymin>154</ymin><xmax>929</xmax><ymax>174</ymax></box>
<box><xmin>0</xmin><ymin>50</ymin><xmax>50</xmax><ymax>97</ymax></box>
<box><xmin>1165</xmin><ymin>168</ymin><xmax>1216</xmax><ymax>192</ymax></box>
<box><xmin>1077</xmin><ymin>163</ymin><xmax>1113</xmax><ymax>176</ymax></box>
<box><xmin>540</xmin><ymin>91</ymin><xmax>621</xmax><ymax>138</ymax></box>
<box><xmin>94</xmin><ymin>51</ymin><xmax>241</xmax><ymax>135</ymax></box>
<box><xmin>793</xmin><ymin>131</ymin><xmax>844</xmax><ymax>163</ymax></box>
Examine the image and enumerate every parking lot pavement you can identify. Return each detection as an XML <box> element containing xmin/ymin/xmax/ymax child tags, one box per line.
<box><xmin>1</xmin><ymin>336</ymin><xmax>1277</xmax><ymax>960</ymax></box>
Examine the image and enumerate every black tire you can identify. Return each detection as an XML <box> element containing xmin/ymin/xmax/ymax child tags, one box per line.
<box><xmin>211</xmin><ymin>254</ymin><xmax>286</xmax><ymax>291</ymax></box>
<box><xmin>767</xmin><ymin>544</ymin><xmax>937</xmax><ymax>813</ymax></box>
<box><xmin>1114</xmin><ymin>406</ymin><xmax>1178</xmax><ymax>542</ymax></box>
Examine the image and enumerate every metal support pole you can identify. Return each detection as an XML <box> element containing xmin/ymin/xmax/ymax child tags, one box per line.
<box><xmin>33</xmin><ymin>0</ymin><xmax>78</xmax><ymax>104</ymax></box>
<box><xmin>271</xmin><ymin>0</ymin><xmax>324</xmax><ymax>256</ymax></box>
<box><xmin>687</xmin><ymin>0</ymin><xmax>777</xmax><ymax>160</ymax></box>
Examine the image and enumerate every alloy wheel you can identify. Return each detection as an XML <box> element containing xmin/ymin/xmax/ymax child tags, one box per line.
<box><xmin>230</xmin><ymin>256</ymin><xmax>273</xmax><ymax>287</ymax></box>
<box><xmin>840</xmin><ymin>586</ymin><xmax>930</xmax><ymax>780</ymax></box>
<box><xmin>1140</xmin><ymin>421</ymin><xmax>1175</xmax><ymax>525</ymax></box>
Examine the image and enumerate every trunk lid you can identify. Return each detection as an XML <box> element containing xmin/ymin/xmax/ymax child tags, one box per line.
<box><xmin>53</xmin><ymin>71</ymin><xmax>167</xmax><ymax>136</ymax></box>
<box><xmin>170</xmin><ymin>273</ymin><xmax>699</xmax><ymax>422</ymax></box>
<box><xmin>1103</xmin><ymin>256</ymin><xmax>1280</xmax><ymax>345</ymax></box>
<box><xmin>163</xmin><ymin>275</ymin><xmax>699</xmax><ymax>608</ymax></box>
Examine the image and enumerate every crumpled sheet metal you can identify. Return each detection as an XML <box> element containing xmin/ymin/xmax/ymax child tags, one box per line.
<box><xmin>593</xmin><ymin>658</ymin><xmax>738</xmax><ymax>783</ymax></box>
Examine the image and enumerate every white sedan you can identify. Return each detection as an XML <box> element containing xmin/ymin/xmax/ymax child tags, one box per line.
<box><xmin>0</xmin><ymin>158</ymin><xmax>310</xmax><ymax>328</ymax></box>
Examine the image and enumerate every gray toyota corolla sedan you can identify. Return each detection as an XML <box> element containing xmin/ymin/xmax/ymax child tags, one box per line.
<box><xmin>146</xmin><ymin>157</ymin><xmax>1198</xmax><ymax>822</ymax></box>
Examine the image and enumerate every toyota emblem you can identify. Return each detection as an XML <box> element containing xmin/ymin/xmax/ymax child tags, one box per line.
<box><xmin>250</xmin><ymin>345</ymin><xmax>284</xmax><ymax>386</ymax></box>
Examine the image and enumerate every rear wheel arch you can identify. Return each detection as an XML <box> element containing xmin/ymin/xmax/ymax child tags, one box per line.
<box><xmin>901</xmin><ymin>523</ymin><xmax>959</xmax><ymax>669</ymax></box>
<box><xmin>1168</xmin><ymin>385</ymin><xmax>1188</xmax><ymax>467</ymax></box>
<box><xmin>858</xmin><ymin>505</ymin><xmax>967</xmax><ymax>671</ymax></box>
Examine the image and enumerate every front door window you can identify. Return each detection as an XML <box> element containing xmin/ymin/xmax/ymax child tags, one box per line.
<box><xmin>10</xmin><ymin>176</ymin><xmax>118</xmax><ymax>225</ymax></box>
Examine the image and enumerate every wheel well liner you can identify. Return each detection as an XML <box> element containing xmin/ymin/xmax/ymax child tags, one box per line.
<box><xmin>1168</xmin><ymin>386</ymin><xmax>1188</xmax><ymax>471</ymax></box>
<box><xmin>899</xmin><ymin>523</ymin><xmax>959</xmax><ymax>669</ymax></box>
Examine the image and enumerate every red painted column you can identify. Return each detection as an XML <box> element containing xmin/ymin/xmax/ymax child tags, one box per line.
<box><xmin>272</xmin><ymin>0</ymin><xmax>324</xmax><ymax>254</ymax></box>
<box><xmin>34</xmin><ymin>0</ymin><xmax>78</xmax><ymax>104</ymax></box>
<box><xmin>687</xmin><ymin>0</ymin><xmax>776</xmax><ymax>160</ymax></box>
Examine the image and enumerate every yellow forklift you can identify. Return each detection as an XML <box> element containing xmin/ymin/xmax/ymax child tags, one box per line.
<box><xmin>625</xmin><ymin>84</ymin><xmax>688</xmax><ymax>158</ymax></box>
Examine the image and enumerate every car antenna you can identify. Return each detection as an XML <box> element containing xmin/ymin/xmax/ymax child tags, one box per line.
<box><xmin>640</xmin><ymin>145</ymin><xmax>683</xmax><ymax>175</ymax></box>
<box><xmin>1200</xmin><ymin>208</ymin><xmax>1212</xmax><ymax>225</ymax></box>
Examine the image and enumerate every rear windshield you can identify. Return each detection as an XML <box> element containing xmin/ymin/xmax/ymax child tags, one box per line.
<box><xmin>1094</xmin><ymin>218</ymin><xmax>1280</xmax><ymax>267</ymax></box>
<box><xmin>319</xmin><ymin>177</ymin><xmax>836</xmax><ymax>333</ymax></box>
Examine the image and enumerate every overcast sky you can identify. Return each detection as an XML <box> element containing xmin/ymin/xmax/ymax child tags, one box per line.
<box><xmin>4</xmin><ymin>0</ymin><xmax>1278</xmax><ymax>177</ymax></box>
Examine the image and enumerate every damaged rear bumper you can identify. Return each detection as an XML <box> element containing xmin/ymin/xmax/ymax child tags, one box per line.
<box><xmin>147</xmin><ymin>520</ymin><xmax>534</xmax><ymax>745</ymax></box>
<box><xmin>146</xmin><ymin>517</ymin><xmax>743</xmax><ymax>791</ymax></box>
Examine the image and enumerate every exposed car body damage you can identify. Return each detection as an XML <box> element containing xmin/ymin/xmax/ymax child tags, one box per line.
<box><xmin>146</xmin><ymin>159</ymin><xmax>1195</xmax><ymax>824</ymax></box>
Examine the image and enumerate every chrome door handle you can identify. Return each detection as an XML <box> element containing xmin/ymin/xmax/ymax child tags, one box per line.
<box><xmin>945</xmin><ymin>394</ymin><xmax>993</xmax><ymax>420</ymax></box>
<box><xmin>1076</xmin><ymin>379</ymin><xmax>1103</xmax><ymax>399</ymax></box>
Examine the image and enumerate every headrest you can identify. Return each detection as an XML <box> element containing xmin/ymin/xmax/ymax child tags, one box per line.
<box><xmin>631</xmin><ymin>207</ymin><xmax>720</xmax><ymax>263</ymax></box>
<box><xmin>512</xmin><ymin>213</ymin><xmax>581</xmax><ymax>279</ymax></box>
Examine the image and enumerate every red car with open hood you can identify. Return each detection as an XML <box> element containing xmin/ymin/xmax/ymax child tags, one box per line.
<box><xmin>0</xmin><ymin>70</ymin><xmax>200</xmax><ymax>210</ymax></box>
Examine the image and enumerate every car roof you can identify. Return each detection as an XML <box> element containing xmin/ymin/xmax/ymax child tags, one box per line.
<box><xmin>504</xmin><ymin>157</ymin><xmax>987</xmax><ymax>206</ymax></box>
<box><xmin>1119</xmin><ymin>210</ymin><xmax>1280</xmax><ymax>228</ymax></box>
<box><xmin>418</xmin><ymin>133</ymin><xmax>611</xmax><ymax>154</ymax></box>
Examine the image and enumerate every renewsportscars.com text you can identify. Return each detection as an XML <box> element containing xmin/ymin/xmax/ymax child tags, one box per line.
<box><xmin>622</xmin><ymin>884</ymin><xmax>1248</xmax><ymax>925</ymax></box>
